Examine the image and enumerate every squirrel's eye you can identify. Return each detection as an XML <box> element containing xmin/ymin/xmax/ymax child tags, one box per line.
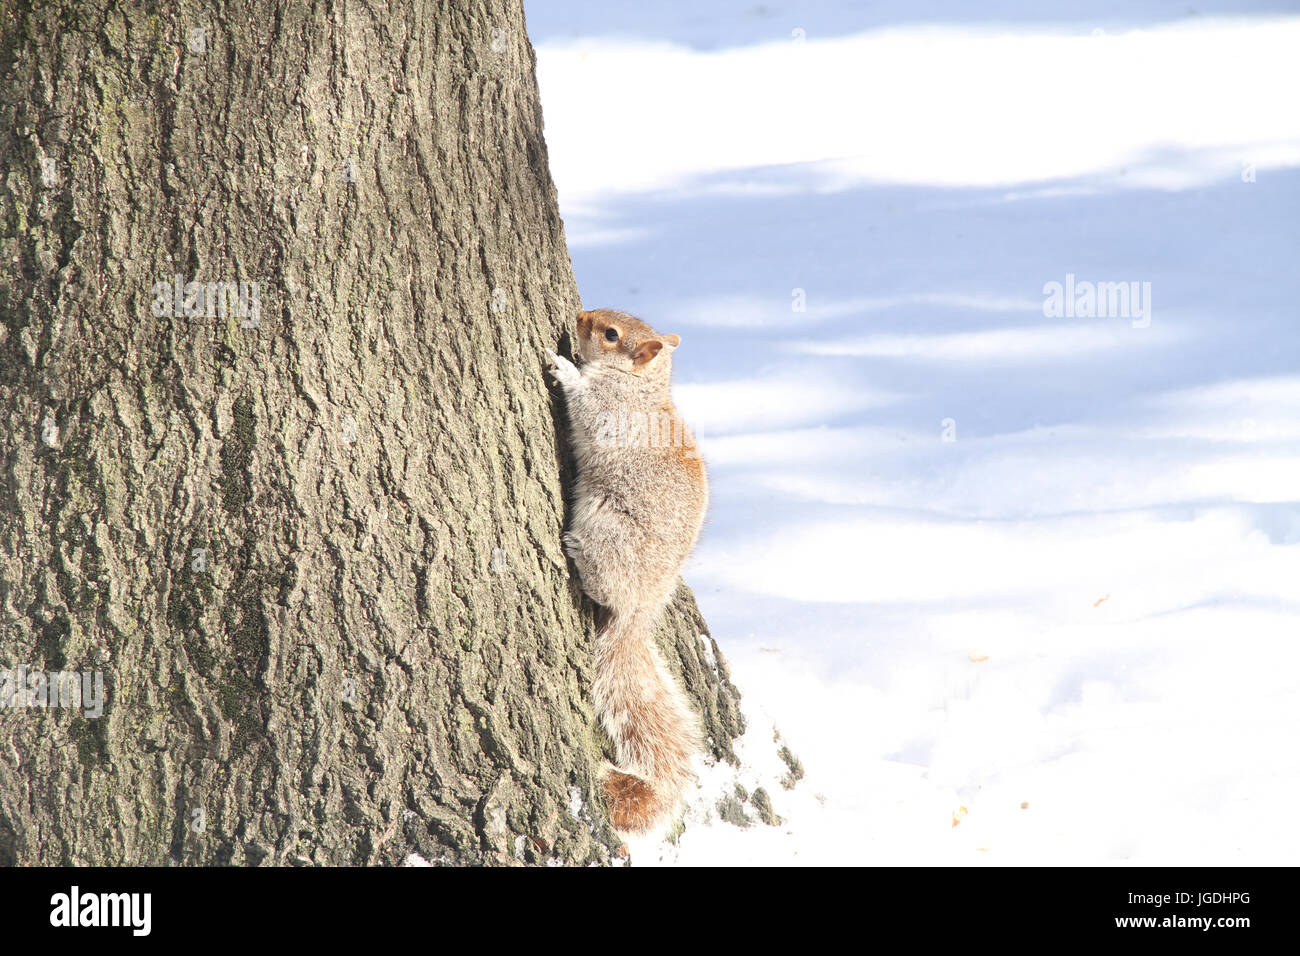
<box><xmin>604</xmin><ymin>328</ymin><xmax>619</xmax><ymax>343</ymax></box>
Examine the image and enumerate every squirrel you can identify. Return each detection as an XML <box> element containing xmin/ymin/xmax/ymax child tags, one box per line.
<box><xmin>545</xmin><ymin>309</ymin><xmax>708</xmax><ymax>835</ymax></box>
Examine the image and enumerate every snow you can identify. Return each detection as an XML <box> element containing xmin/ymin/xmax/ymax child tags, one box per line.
<box><xmin>525</xmin><ymin>0</ymin><xmax>1300</xmax><ymax>864</ymax></box>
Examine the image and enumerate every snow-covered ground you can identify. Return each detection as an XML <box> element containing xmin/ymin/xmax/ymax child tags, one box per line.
<box><xmin>524</xmin><ymin>1</ymin><xmax>1300</xmax><ymax>864</ymax></box>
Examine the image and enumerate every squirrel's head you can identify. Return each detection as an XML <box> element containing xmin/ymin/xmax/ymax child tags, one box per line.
<box><xmin>574</xmin><ymin>309</ymin><xmax>680</xmax><ymax>375</ymax></box>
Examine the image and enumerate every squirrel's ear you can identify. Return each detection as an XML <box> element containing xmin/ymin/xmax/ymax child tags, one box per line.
<box><xmin>632</xmin><ymin>339</ymin><xmax>664</xmax><ymax>367</ymax></box>
<box><xmin>663</xmin><ymin>334</ymin><xmax>681</xmax><ymax>348</ymax></box>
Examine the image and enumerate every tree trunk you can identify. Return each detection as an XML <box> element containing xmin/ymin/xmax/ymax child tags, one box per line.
<box><xmin>0</xmin><ymin>0</ymin><xmax>743</xmax><ymax>866</ymax></box>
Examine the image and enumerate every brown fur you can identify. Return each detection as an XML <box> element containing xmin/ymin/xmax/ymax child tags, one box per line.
<box><xmin>603</xmin><ymin>772</ymin><xmax>660</xmax><ymax>833</ymax></box>
<box><xmin>545</xmin><ymin>309</ymin><xmax>709</xmax><ymax>835</ymax></box>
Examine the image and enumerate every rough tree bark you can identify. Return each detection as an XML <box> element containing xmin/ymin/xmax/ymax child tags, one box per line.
<box><xmin>0</xmin><ymin>0</ymin><xmax>743</xmax><ymax>866</ymax></box>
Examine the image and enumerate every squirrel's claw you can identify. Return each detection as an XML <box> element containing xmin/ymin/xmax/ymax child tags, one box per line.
<box><xmin>545</xmin><ymin>348</ymin><xmax>581</xmax><ymax>389</ymax></box>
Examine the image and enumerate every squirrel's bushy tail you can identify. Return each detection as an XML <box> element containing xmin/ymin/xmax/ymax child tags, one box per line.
<box><xmin>592</xmin><ymin>606</ymin><xmax>700</xmax><ymax>834</ymax></box>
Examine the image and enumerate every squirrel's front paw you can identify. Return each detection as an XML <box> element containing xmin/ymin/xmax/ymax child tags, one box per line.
<box><xmin>562</xmin><ymin>530</ymin><xmax>582</xmax><ymax>560</ymax></box>
<box><xmin>545</xmin><ymin>349</ymin><xmax>582</xmax><ymax>390</ymax></box>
